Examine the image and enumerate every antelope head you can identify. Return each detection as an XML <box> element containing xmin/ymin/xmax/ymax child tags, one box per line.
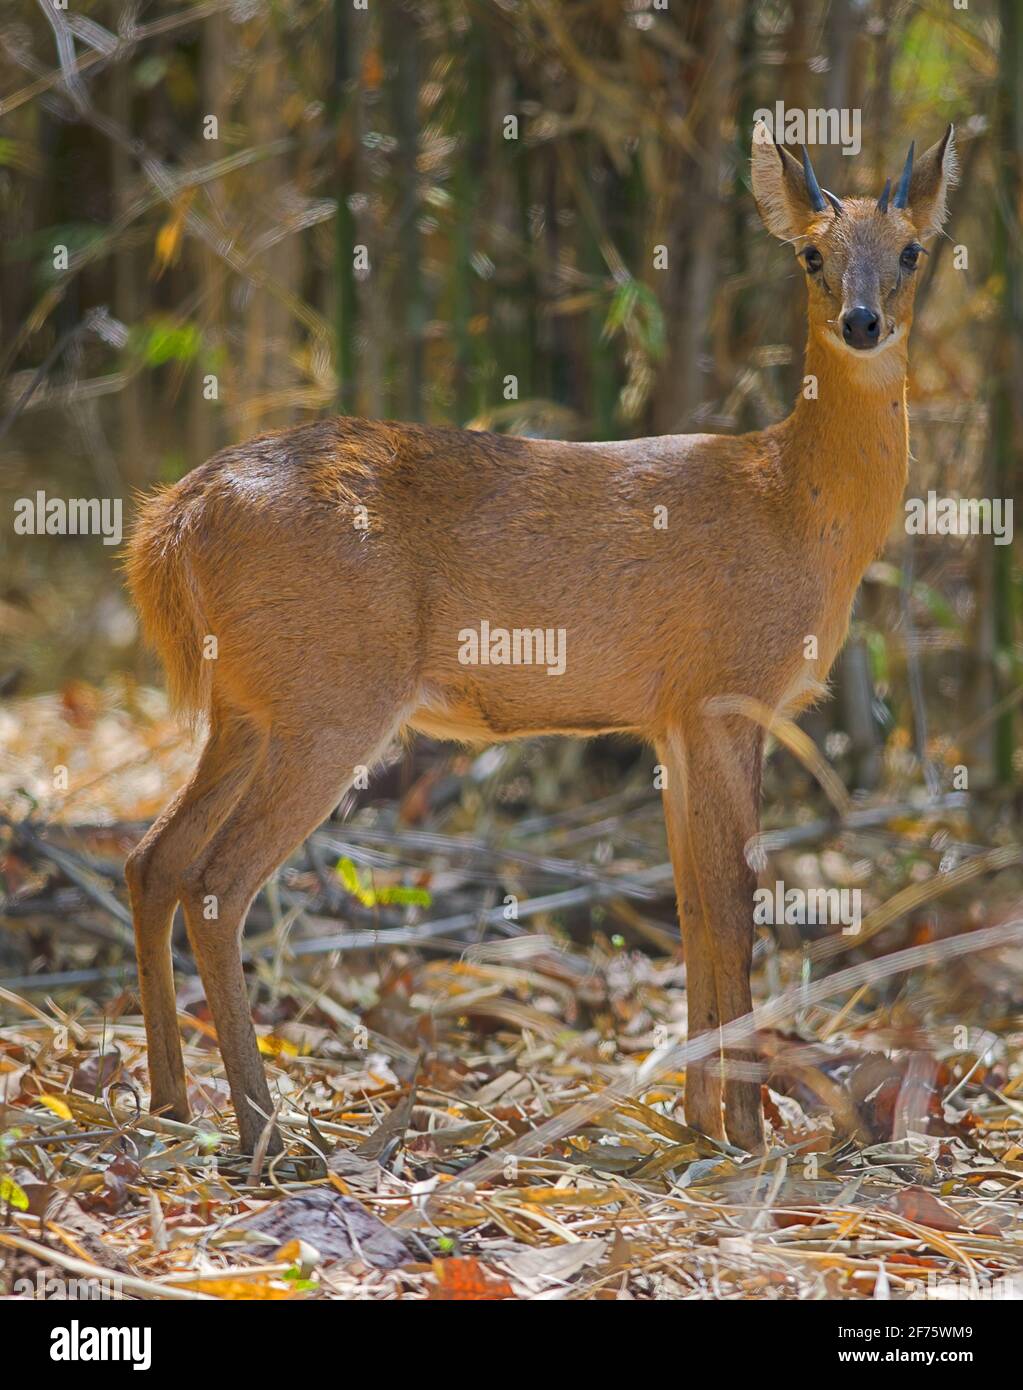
<box><xmin>751</xmin><ymin>121</ymin><xmax>958</xmax><ymax>359</ymax></box>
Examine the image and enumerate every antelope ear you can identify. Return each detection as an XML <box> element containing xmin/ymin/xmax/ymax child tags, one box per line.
<box><xmin>751</xmin><ymin>120</ymin><xmax>815</xmax><ymax>241</ymax></box>
<box><xmin>908</xmin><ymin>125</ymin><xmax>958</xmax><ymax>236</ymax></box>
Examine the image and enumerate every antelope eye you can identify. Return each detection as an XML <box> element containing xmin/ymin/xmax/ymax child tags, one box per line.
<box><xmin>900</xmin><ymin>243</ymin><xmax>921</xmax><ymax>271</ymax></box>
<box><xmin>803</xmin><ymin>247</ymin><xmax>823</xmax><ymax>273</ymax></box>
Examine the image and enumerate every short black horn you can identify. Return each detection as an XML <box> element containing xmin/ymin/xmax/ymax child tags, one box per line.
<box><xmin>877</xmin><ymin>177</ymin><xmax>892</xmax><ymax>213</ymax></box>
<box><xmin>892</xmin><ymin>142</ymin><xmax>915</xmax><ymax>209</ymax></box>
<box><xmin>801</xmin><ymin>146</ymin><xmax>829</xmax><ymax>213</ymax></box>
<box><xmin>823</xmin><ymin>188</ymin><xmax>843</xmax><ymax>217</ymax></box>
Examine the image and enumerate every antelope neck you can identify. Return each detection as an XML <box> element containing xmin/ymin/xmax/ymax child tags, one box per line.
<box><xmin>781</xmin><ymin>329</ymin><xmax>910</xmax><ymax>570</ymax></box>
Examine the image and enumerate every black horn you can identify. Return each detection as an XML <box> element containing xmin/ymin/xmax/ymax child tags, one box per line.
<box><xmin>801</xmin><ymin>146</ymin><xmax>829</xmax><ymax>213</ymax></box>
<box><xmin>823</xmin><ymin>188</ymin><xmax>843</xmax><ymax>217</ymax></box>
<box><xmin>877</xmin><ymin>177</ymin><xmax>892</xmax><ymax>213</ymax></box>
<box><xmin>892</xmin><ymin>142</ymin><xmax>915</xmax><ymax>209</ymax></box>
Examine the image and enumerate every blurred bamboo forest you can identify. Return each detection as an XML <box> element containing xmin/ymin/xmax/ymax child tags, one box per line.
<box><xmin>0</xmin><ymin>0</ymin><xmax>1020</xmax><ymax>799</ymax></box>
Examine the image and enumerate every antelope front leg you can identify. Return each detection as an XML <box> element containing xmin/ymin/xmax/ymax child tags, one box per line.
<box><xmin>658</xmin><ymin>737</ymin><xmax>725</xmax><ymax>1141</ymax></box>
<box><xmin>678</xmin><ymin>719</ymin><xmax>765</xmax><ymax>1153</ymax></box>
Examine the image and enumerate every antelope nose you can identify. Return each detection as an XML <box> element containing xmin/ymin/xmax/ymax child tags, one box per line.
<box><xmin>842</xmin><ymin>306</ymin><xmax>881</xmax><ymax>350</ymax></box>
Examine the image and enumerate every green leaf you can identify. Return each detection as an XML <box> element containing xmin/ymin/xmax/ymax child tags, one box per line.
<box><xmin>336</xmin><ymin>856</ymin><xmax>364</xmax><ymax>897</ymax></box>
<box><xmin>0</xmin><ymin>138</ymin><xmax>40</xmax><ymax>173</ymax></box>
<box><xmin>335</xmin><ymin>856</ymin><xmax>431</xmax><ymax>909</ymax></box>
<box><xmin>863</xmin><ymin>627</ymin><xmax>890</xmax><ymax>686</ymax></box>
<box><xmin>0</xmin><ymin>1130</ymin><xmax>23</xmax><ymax>1161</ymax></box>
<box><xmin>602</xmin><ymin>279</ymin><xmax>639</xmax><ymax>339</ymax></box>
<box><xmin>631</xmin><ymin>282</ymin><xmax>666</xmax><ymax>359</ymax></box>
<box><xmin>134</xmin><ymin>55</ymin><xmax>168</xmax><ymax>91</ymax></box>
<box><xmin>0</xmin><ymin>1174</ymin><xmax>29</xmax><ymax>1211</ymax></box>
<box><xmin>134</xmin><ymin>318</ymin><xmax>203</xmax><ymax>367</ymax></box>
<box><xmin>376</xmin><ymin>884</ymin><xmax>432</xmax><ymax>908</ymax></box>
<box><xmin>601</xmin><ymin>278</ymin><xmax>665</xmax><ymax>361</ymax></box>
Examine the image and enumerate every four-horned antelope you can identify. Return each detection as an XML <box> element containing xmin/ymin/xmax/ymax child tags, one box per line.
<box><xmin>125</xmin><ymin>123</ymin><xmax>957</xmax><ymax>1154</ymax></box>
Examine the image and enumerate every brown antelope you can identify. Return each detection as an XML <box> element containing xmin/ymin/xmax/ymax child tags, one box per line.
<box><xmin>125</xmin><ymin>123</ymin><xmax>957</xmax><ymax>1155</ymax></box>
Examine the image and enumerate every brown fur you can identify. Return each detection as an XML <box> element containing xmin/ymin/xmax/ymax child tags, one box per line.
<box><xmin>124</xmin><ymin>126</ymin><xmax>957</xmax><ymax>1153</ymax></box>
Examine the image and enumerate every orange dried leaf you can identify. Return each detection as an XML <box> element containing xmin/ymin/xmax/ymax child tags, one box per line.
<box><xmin>178</xmin><ymin>1279</ymin><xmax>296</xmax><ymax>1300</ymax></box>
<box><xmin>428</xmin><ymin>1257</ymin><xmax>513</xmax><ymax>1301</ymax></box>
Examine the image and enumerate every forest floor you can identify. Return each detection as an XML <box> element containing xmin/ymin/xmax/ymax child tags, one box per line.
<box><xmin>2</xmin><ymin>682</ymin><xmax>1023</xmax><ymax>1301</ymax></box>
